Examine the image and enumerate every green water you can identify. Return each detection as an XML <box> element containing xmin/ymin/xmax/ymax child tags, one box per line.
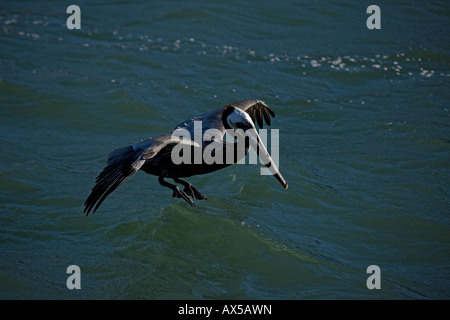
<box><xmin>0</xmin><ymin>1</ymin><xmax>449</xmax><ymax>299</ymax></box>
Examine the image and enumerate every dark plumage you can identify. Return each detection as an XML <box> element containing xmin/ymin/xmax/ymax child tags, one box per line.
<box><xmin>83</xmin><ymin>99</ymin><xmax>287</xmax><ymax>215</ymax></box>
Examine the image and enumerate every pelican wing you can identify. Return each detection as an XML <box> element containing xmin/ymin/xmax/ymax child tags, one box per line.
<box><xmin>231</xmin><ymin>99</ymin><xmax>275</xmax><ymax>129</ymax></box>
<box><xmin>83</xmin><ymin>135</ymin><xmax>199</xmax><ymax>215</ymax></box>
<box><xmin>172</xmin><ymin>99</ymin><xmax>276</xmax><ymax>137</ymax></box>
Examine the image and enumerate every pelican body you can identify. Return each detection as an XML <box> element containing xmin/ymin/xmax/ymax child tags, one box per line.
<box><xmin>83</xmin><ymin>99</ymin><xmax>288</xmax><ymax>215</ymax></box>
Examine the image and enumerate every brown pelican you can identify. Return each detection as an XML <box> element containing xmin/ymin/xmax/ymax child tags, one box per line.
<box><xmin>83</xmin><ymin>99</ymin><xmax>288</xmax><ymax>215</ymax></box>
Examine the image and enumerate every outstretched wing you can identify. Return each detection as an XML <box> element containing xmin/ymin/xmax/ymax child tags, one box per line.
<box><xmin>83</xmin><ymin>135</ymin><xmax>199</xmax><ymax>215</ymax></box>
<box><xmin>172</xmin><ymin>99</ymin><xmax>276</xmax><ymax>137</ymax></box>
<box><xmin>231</xmin><ymin>99</ymin><xmax>275</xmax><ymax>129</ymax></box>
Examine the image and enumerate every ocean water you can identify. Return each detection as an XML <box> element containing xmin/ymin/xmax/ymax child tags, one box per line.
<box><xmin>0</xmin><ymin>0</ymin><xmax>449</xmax><ymax>299</ymax></box>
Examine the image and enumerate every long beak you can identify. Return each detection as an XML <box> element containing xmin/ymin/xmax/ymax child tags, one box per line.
<box><xmin>245</xmin><ymin>127</ymin><xmax>288</xmax><ymax>190</ymax></box>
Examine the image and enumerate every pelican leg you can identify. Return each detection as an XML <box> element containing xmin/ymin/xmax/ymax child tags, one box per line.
<box><xmin>173</xmin><ymin>178</ymin><xmax>208</xmax><ymax>200</ymax></box>
<box><xmin>158</xmin><ymin>176</ymin><xmax>195</xmax><ymax>207</ymax></box>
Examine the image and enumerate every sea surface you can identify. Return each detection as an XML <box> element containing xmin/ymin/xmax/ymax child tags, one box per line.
<box><xmin>0</xmin><ymin>0</ymin><xmax>449</xmax><ymax>299</ymax></box>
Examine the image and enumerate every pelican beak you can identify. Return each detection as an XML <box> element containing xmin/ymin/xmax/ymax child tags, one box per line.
<box><xmin>244</xmin><ymin>126</ymin><xmax>288</xmax><ymax>190</ymax></box>
<box><xmin>274</xmin><ymin>171</ymin><xmax>288</xmax><ymax>189</ymax></box>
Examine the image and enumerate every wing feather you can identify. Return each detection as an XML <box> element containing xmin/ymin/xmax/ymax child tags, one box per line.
<box><xmin>173</xmin><ymin>99</ymin><xmax>276</xmax><ymax>136</ymax></box>
<box><xmin>83</xmin><ymin>135</ymin><xmax>198</xmax><ymax>215</ymax></box>
<box><xmin>231</xmin><ymin>99</ymin><xmax>275</xmax><ymax>129</ymax></box>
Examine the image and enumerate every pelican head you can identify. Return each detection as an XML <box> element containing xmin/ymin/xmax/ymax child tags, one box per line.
<box><xmin>225</xmin><ymin>105</ymin><xmax>254</xmax><ymax>131</ymax></box>
<box><xmin>223</xmin><ymin>105</ymin><xmax>288</xmax><ymax>189</ymax></box>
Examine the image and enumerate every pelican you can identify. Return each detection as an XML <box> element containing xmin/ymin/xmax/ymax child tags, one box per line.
<box><xmin>83</xmin><ymin>99</ymin><xmax>288</xmax><ymax>215</ymax></box>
